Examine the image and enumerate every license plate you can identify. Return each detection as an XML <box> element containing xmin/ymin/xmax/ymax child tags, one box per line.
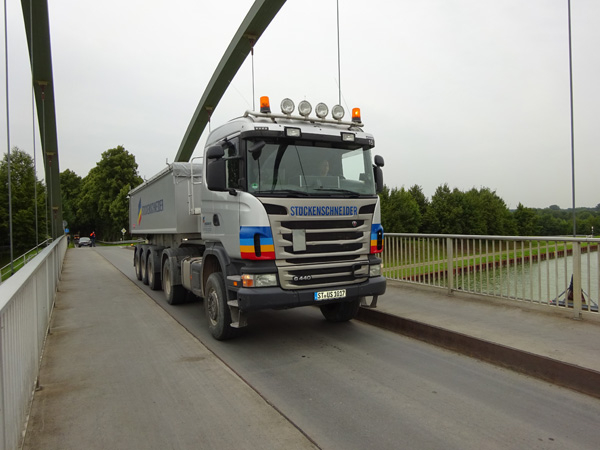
<box><xmin>314</xmin><ymin>289</ymin><xmax>346</xmax><ymax>301</ymax></box>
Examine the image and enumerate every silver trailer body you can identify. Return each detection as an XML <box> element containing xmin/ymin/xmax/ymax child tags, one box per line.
<box><xmin>129</xmin><ymin>162</ymin><xmax>203</xmax><ymax>237</ymax></box>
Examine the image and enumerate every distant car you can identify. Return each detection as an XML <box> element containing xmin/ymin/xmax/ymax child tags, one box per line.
<box><xmin>78</xmin><ymin>237</ymin><xmax>92</xmax><ymax>247</ymax></box>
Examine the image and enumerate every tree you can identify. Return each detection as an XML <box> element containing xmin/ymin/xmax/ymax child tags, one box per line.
<box><xmin>407</xmin><ymin>185</ymin><xmax>429</xmax><ymax>232</ymax></box>
<box><xmin>379</xmin><ymin>186</ymin><xmax>420</xmax><ymax>233</ymax></box>
<box><xmin>422</xmin><ymin>184</ymin><xmax>465</xmax><ymax>234</ymax></box>
<box><xmin>468</xmin><ymin>187</ymin><xmax>515</xmax><ymax>236</ymax></box>
<box><xmin>60</xmin><ymin>169</ymin><xmax>82</xmax><ymax>233</ymax></box>
<box><xmin>513</xmin><ymin>203</ymin><xmax>539</xmax><ymax>236</ymax></box>
<box><xmin>538</xmin><ymin>211</ymin><xmax>569</xmax><ymax>236</ymax></box>
<box><xmin>109</xmin><ymin>184</ymin><xmax>132</xmax><ymax>238</ymax></box>
<box><xmin>0</xmin><ymin>147</ymin><xmax>47</xmax><ymax>253</ymax></box>
<box><xmin>77</xmin><ymin>146</ymin><xmax>142</xmax><ymax>240</ymax></box>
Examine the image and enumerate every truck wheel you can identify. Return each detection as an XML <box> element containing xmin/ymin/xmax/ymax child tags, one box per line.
<box><xmin>205</xmin><ymin>272</ymin><xmax>238</xmax><ymax>340</ymax></box>
<box><xmin>134</xmin><ymin>246</ymin><xmax>143</xmax><ymax>280</ymax></box>
<box><xmin>162</xmin><ymin>257</ymin><xmax>186</xmax><ymax>305</ymax></box>
<box><xmin>141</xmin><ymin>250</ymin><xmax>149</xmax><ymax>285</ymax></box>
<box><xmin>320</xmin><ymin>297</ymin><xmax>362</xmax><ymax>322</ymax></box>
<box><xmin>147</xmin><ymin>251</ymin><xmax>161</xmax><ymax>290</ymax></box>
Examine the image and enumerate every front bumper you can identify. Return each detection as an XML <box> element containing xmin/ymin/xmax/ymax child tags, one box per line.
<box><xmin>236</xmin><ymin>276</ymin><xmax>386</xmax><ymax>312</ymax></box>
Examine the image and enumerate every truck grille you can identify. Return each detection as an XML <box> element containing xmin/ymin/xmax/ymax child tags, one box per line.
<box><xmin>268</xmin><ymin>204</ymin><xmax>375</xmax><ymax>290</ymax></box>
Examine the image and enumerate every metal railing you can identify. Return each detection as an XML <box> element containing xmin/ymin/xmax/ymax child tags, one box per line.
<box><xmin>382</xmin><ymin>233</ymin><xmax>599</xmax><ymax>319</ymax></box>
<box><xmin>0</xmin><ymin>239</ymin><xmax>53</xmax><ymax>284</ymax></box>
<box><xmin>0</xmin><ymin>236</ymin><xmax>67</xmax><ymax>450</ymax></box>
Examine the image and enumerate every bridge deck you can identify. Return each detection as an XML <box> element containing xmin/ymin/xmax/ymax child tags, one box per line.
<box><xmin>22</xmin><ymin>247</ymin><xmax>600</xmax><ymax>448</ymax></box>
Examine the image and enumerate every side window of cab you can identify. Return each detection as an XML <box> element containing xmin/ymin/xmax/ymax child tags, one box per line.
<box><xmin>224</xmin><ymin>138</ymin><xmax>241</xmax><ymax>189</ymax></box>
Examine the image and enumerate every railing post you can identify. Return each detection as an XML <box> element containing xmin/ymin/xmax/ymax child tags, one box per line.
<box><xmin>572</xmin><ymin>243</ymin><xmax>582</xmax><ymax>319</ymax></box>
<box><xmin>447</xmin><ymin>237</ymin><xmax>454</xmax><ymax>295</ymax></box>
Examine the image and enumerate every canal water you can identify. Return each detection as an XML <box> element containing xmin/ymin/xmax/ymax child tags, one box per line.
<box><xmin>452</xmin><ymin>253</ymin><xmax>599</xmax><ymax>309</ymax></box>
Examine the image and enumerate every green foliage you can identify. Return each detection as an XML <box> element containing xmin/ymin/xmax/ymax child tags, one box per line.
<box><xmin>60</xmin><ymin>169</ymin><xmax>82</xmax><ymax>232</ymax></box>
<box><xmin>513</xmin><ymin>203</ymin><xmax>540</xmax><ymax>236</ymax></box>
<box><xmin>379</xmin><ymin>186</ymin><xmax>421</xmax><ymax>233</ymax></box>
<box><xmin>0</xmin><ymin>148</ymin><xmax>47</xmax><ymax>254</ymax></box>
<box><xmin>379</xmin><ymin>183</ymin><xmax>599</xmax><ymax>237</ymax></box>
<box><xmin>422</xmin><ymin>184</ymin><xmax>465</xmax><ymax>234</ymax></box>
<box><xmin>408</xmin><ymin>185</ymin><xmax>429</xmax><ymax>220</ymax></box>
<box><xmin>109</xmin><ymin>184</ymin><xmax>132</xmax><ymax>233</ymax></box>
<box><xmin>67</xmin><ymin>145</ymin><xmax>142</xmax><ymax>240</ymax></box>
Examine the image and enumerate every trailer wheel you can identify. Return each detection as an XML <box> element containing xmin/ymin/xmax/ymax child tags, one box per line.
<box><xmin>162</xmin><ymin>257</ymin><xmax>186</xmax><ymax>305</ymax></box>
<box><xmin>320</xmin><ymin>297</ymin><xmax>362</xmax><ymax>322</ymax></box>
<box><xmin>134</xmin><ymin>246</ymin><xmax>143</xmax><ymax>280</ymax></box>
<box><xmin>147</xmin><ymin>251</ymin><xmax>161</xmax><ymax>290</ymax></box>
<box><xmin>205</xmin><ymin>272</ymin><xmax>237</xmax><ymax>340</ymax></box>
<box><xmin>141</xmin><ymin>250</ymin><xmax>149</xmax><ymax>285</ymax></box>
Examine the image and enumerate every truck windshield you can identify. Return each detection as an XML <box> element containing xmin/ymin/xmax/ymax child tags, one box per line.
<box><xmin>246</xmin><ymin>141</ymin><xmax>377</xmax><ymax>197</ymax></box>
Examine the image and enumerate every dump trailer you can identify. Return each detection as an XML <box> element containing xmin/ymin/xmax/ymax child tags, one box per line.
<box><xmin>129</xmin><ymin>96</ymin><xmax>386</xmax><ymax>340</ymax></box>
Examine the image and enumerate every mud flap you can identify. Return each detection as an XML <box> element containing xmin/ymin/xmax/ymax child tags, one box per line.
<box><xmin>361</xmin><ymin>295</ymin><xmax>378</xmax><ymax>308</ymax></box>
<box><xmin>227</xmin><ymin>300</ymin><xmax>248</xmax><ymax>328</ymax></box>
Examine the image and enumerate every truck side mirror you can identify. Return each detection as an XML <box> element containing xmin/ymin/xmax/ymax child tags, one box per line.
<box><xmin>206</xmin><ymin>159</ymin><xmax>227</xmax><ymax>191</ymax></box>
<box><xmin>373</xmin><ymin>155</ymin><xmax>384</xmax><ymax>193</ymax></box>
<box><xmin>206</xmin><ymin>145</ymin><xmax>225</xmax><ymax>160</ymax></box>
<box><xmin>205</xmin><ymin>145</ymin><xmax>227</xmax><ymax>191</ymax></box>
<box><xmin>374</xmin><ymin>166</ymin><xmax>384</xmax><ymax>193</ymax></box>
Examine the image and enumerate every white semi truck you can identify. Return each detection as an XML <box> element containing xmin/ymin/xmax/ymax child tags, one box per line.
<box><xmin>129</xmin><ymin>97</ymin><xmax>386</xmax><ymax>339</ymax></box>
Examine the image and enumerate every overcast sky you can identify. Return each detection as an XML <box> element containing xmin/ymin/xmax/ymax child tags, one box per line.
<box><xmin>2</xmin><ymin>0</ymin><xmax>599</xmax><ymax>209</ymax></box>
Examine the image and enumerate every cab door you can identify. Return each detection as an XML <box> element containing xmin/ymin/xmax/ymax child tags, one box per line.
<box><xmin>201</xmin><ymin>138</ymin><xmax>242</xmax><ymax>258</ymax></box>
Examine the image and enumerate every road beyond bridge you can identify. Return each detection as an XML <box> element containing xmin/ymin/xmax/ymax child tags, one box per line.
<box><xmin>22</xmin><ymin>247</ymin><xmax>600</xmax><ymax>449</ymax></box>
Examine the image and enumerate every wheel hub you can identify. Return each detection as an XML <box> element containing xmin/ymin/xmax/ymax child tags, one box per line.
<box><xmin>207</xmin><ymin>290</ymin><xmax>219</xmax><ymax>325</ymax></box>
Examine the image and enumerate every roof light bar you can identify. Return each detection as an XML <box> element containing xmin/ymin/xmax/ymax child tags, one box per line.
<box><xmin>251</xmin><ymin>96</ymin><xmax>363</xmax><ymax>125</ymax></box>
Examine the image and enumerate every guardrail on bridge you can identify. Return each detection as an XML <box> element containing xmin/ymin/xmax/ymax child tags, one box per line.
<box><xmin>383</xmin><ymin>233</ymin><xmax>599</xmax><ymax>319</ymax></box>
<box><xmin>0</xmin><ymin>236</ymin><xmax>67</xmax><ymax>450</ymax></box>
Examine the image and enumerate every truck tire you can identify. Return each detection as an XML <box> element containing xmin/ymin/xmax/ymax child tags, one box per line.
<box><xmin>162</xmin><ymin>257</ymin><xmax>186</xmax><ymax>305</ymax></box>
<box><xmin>141</xmin><ymin>249</ymin><xmax>149</xmax><ymax>285</ymax></box>
<box><xmin>147</xmin><ymin>251</ymin><xmax>161</xmax><ymax>290</ymax></box>
<box><xmin>320</xmin><ymin>297</ymin><xmax>362</xmax><ymax>322</ymax></box>
<box><xmin>134</xmin><ymin>246</ymin><xmax>143</xmax><ymax>280</ymax></box>
<box><xmin>205</xmin><ymin>272</ymin><xmax>238</xmax><ymax>340</ymax></box>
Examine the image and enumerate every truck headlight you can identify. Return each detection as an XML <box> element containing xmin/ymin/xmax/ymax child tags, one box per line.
<box><xmin>369</xmin><ymin>264</ymin><xmax>382</xmax><ymax>277</ymax></box>
<box><xmin>242</xmin><ymin>273</ymin><xmax>278</xmax><ymax>288</ymax></box>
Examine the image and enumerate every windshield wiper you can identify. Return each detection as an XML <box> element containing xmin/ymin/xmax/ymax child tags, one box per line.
<box><xmin>254</xmin><ymin>189</ymin><xmax>310</xmax><ymax>197</ymax></box>
<box><xmin>314</xmin><ymin>188</ymin><xmax>361</xmax><ymax>197</ymax></box>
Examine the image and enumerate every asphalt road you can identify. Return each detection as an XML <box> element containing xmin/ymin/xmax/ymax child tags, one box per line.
<box><xmin>97</xmin><ymin>246</ymin><xmax>600</xmax><ymax>450</ymax></box>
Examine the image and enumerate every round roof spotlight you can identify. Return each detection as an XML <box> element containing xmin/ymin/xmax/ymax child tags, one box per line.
<box><xmin>298</xmin><ymin>100</ymin><xmax>312</xmax><ymax>117</ymax></box>
<box><xmin>281</xmin><ymin>98</ymin><xmax>295</xmax><ymax>115</ymax></box>
<box><xmin>315</xmin><ymin>103</ymin><xmax>329</xmax><ymax>119</ymax></box>
<box><xmin>332</xmin><ymin>105</ymin><xmax>345</xmax><ymax>120</ymax></box>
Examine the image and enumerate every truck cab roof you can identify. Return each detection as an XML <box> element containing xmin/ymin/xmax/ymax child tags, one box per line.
<box><xmin>205</xmin><ymin>111</ymin><xmax>374</xmax><ymax>148</ymax></box>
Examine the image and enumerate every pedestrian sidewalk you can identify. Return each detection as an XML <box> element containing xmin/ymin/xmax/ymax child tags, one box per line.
<box><xmin>22</xmin><ymin>249</ymin><xmax>316</xmax><ymax>450</ymax></box>
<box><xmin>375</xmin><ymin>280</ymin><xmax>600</xmax><ymax>373</ymax></box>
